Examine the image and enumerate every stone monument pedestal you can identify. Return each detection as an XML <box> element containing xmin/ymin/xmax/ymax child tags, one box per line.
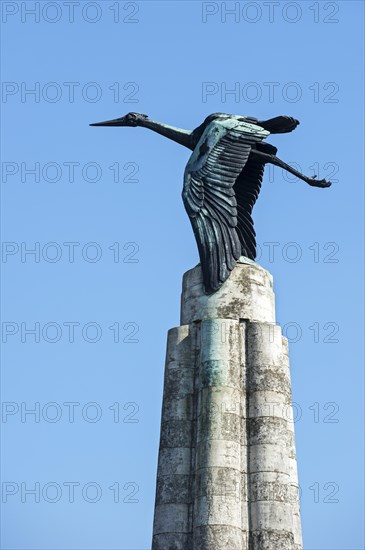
<box><xmin>152</xmin><ymin>259</ymin><xmax>302</xmax><ymax>550</ymax></box>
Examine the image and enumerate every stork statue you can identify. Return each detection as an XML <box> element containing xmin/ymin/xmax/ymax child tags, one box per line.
<box><xmin>91</xmin><ymin>113</ymin><xmax>332</xmax><ymax>294</ymax></box>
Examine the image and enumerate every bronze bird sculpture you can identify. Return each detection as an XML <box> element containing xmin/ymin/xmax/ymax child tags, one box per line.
<box><xmin>91</xmin><ymin>113</ymin><xmax>332</xmax><ymax>294</ymax></box>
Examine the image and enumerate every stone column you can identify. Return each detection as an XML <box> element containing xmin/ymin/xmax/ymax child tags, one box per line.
<box><xmin>152</xmin><ymin>259</ymin><xmax>302</xmax><ymax>550</ymax></box>
<box><xmin>192</xmin><ymin>318</ymin><xmax>248</xmax><ymax>549</ymax></box>
<box><xmin>152</xmin><ymin>325</ymin><xmax>194</xmax><ymax>549</ymax></box>
<box><xmin>246</xmin><ymin>322</ymin><xmax>300</xmax><ymax>549</ymax></box>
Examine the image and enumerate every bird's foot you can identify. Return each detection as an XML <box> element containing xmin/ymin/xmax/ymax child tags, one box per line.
<box><xmin>307</xmin><ymin>175</ymin><xmax>332</xmax><ymax>188</ymax></box>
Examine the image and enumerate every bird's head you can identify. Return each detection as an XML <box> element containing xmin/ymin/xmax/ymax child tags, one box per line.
<box><xmin>90</xmin><ymin>112</ymin><xmax>149</xmax><ymax>127</ymax></box>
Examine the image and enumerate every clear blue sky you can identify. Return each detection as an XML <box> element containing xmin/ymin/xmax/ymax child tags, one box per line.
<box><xmin>1</xmin><ymin>1</ymin><xmax>364</xmax><ymax>549</ymax></box>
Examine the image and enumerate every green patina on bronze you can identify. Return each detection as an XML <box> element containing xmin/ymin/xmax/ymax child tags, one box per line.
<box><xmin>91</xmin><ymin>112</ymin><xmax>332</xmax><ymax>294</ymax></box>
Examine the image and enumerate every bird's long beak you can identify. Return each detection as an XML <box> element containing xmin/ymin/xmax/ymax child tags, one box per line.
<box><xmin>90</xmin><ymin>117</ymin><xmax>128</xmax><ymax>127</ymax></box>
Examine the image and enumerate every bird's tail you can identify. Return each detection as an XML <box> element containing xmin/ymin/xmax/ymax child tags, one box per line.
<box><xmin>257</xmin><ymin>116</ymin><xmax>299</xmax><ymax>134</ymax></box>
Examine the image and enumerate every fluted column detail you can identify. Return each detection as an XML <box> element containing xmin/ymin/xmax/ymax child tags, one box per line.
<box><xmin>152</xmin><ymin>259</ymin><xmax>302</xmax><ymax>550</ymax></box>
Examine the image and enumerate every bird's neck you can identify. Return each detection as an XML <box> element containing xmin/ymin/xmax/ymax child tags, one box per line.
<box><xmin>138</xmin><ymin>118</ymin><xmax>194</xmax><ymax>150</ymax></box>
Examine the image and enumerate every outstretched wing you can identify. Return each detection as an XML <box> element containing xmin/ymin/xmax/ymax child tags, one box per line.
<box><xmin>233</xmin><ymin>157</ymin><xmax>265</xmax><ymax>260</ymax></box>
<box><xmin>183</xmin><ymin>121</ymin><xmax>264</xmax><ymax>294</ymax></box>
<box><xmin>234</xmin><ymin>142</ymin><xmax>277</xmax><ymax>259</ymax></box>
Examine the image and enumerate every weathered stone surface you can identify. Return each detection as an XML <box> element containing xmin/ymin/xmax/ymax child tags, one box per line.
<box><xmin>197</xmin><ymin>386</ymin><xmax>244</xmax><ymax>416</ymax></box>
<box><xmin>160</xmin><ymin>419</ymin><xmax>193</xmax><ymax>448</ymax></box>
<box><xmin>246</xmin><ymin>322</ymin><xmax>284</xmax><ymax>364</ymax></box>
<box><xmin>181</xmin><ymin>261</ymin><xmax>275</xmax><ymax>325</ymax></box>
<box><xmin>195</xmin><ymin>466</ymin><xmax>244</xmax><ymax>503</ymax></box>
<box><xmin>196</xmin><ymin>386</ymin><xmax>243</xmax><ymax>444</ymax></box>
<box><xmin>249</xmin><ymin>529</ymin><xmax>295</xmax><ymax>550</ymax></box>
<box><xmin>249</xmin><ymin>444</ymin><xmax>293</xmax><ymax>474</ymax></box>
<box><xmin>247</xmin><ymin>365</ymin><xmax>292</xmax><ymax>401</ymax></box>
<box><xmin>152</xmin><ymin>532</ymin><xmax>193</xmax><ymax>550</ymax></box>
<box><xmin>250</xmin><ymin>501</ymin><xmax>294</xmax><ymax>531</ymax></box>
<box><xmin>153</xmin><ymin>502</ymin><xmax>191</xmax><ymax>534</ymax></box>
<box><xmin>152</xmin><ymin>262</ymin><xmax>302</xmax><ymax>550</ymax></box>
<box><xmin>193</xmin><ymin>525</ymin><xmax>248</xmax><ymax>550</ymax></box>
<box><xmin>191</xmin><ymin>315</ymin><xmax>249</xmax><ymax>544</ymax></box>
<box><xmin>162</xmin><ymin>395</ymin><xmax>194</xmax><ymax>421</ymax></box>
<box><xmin>247</xmin><ymin>417</ymin><xmax>295</xmax><ymax>448</ymax></box>
<box><xmin>249</xmin><ymin>471</ymin><xmax>293</xmax><ymax>503</ymax></box>
<box><xmin>153</xmin><ymin>325</ymin><xmax>194</xmax><ymax>549</ymax></box>
<box><xmin>288</xmin><ymin>446</ymin><xmax>302</xmax><ymax>545</ymax></box>
<box><xmin>157</xmin><ymin>447</ymin><xmax>192</xmax><ymax>475</ymax></box>
<box><xmin>163</xmin><ymin>367</ymin><xmax>194</xmax><ymax>399</ymax></box>
<box><xmin>248</xmin><ymin>390</ymin><xmax>292</xmax><ymax>420</ymax></box>
<box><xmin>195</xmin><ymin>439</ymin><xmax>242</xmax><ymax>470</ymax></box>
<box><xmin>155</xmin><ymin>474</ymin><xmax>191</xmax><ymax>505</ymax></box>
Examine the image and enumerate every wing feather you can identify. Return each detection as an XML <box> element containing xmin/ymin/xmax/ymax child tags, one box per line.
<box><xmin>183</xmin><ymin>122</ymin><xmax>266</xmax><ymax>293</ymax></box>
<box><xmin>233</xmin><ymin>157</ymin><xmax>266</xmax><ymax>259</ymax></box>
